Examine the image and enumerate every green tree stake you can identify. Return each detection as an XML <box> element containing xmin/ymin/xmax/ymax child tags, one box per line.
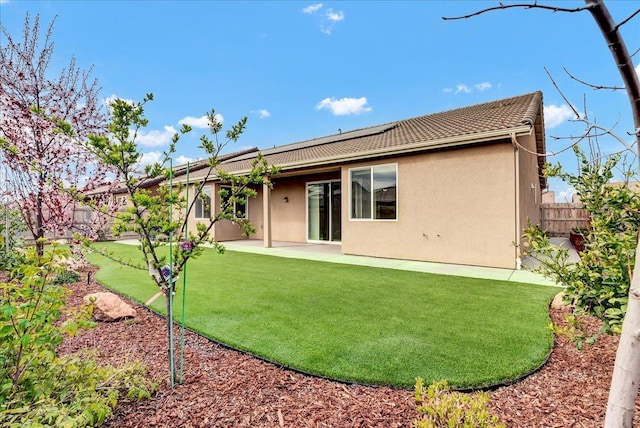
<box><xmin>179</xmin><ymin>161</ymin><xmax>190</xmax><ymax>385</ymax></box>
<box><xmin>85</xmin><ymin>94</ymin><xmax>278</xmax><ymax>387</ymax></box>
<box><xmin>167</xmin><ymin>157</ymin><xmax>175</xmax><ymax>388</ymax></box>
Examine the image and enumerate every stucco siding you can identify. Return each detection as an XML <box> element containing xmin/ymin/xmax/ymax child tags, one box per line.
<box><xmin>341</xmin><ymin>143</ymin><xmax>518</xmax><ymax>269</ymax></box>
<box><xmin>518</xmin><ymin>133</ymin><xmax>542</xmax><ymax>235</ymax></box>
<box><xmin>268</xmin><ymin>177</ymin><xmax>307</xmax><ymax>242</ymax></box>
<box><xmin>269</xmin><ymin>172</ymin><xmax>341</xmax><ymax>242</ymax></box>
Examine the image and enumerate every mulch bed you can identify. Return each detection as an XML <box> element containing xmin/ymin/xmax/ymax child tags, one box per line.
<box><xmin>59</xmin><ymin>267</ymin><xmax>640</xmax><ymax>427</ymax></box>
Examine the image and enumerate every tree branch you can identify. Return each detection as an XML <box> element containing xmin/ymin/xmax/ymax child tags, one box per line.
<box><xmin>563</xmin><ymin>66</ymin><xmax>625</xmax><ymax>91</ymax></box>
<box><xmin>614</xmin><ymin>8</ymin><xmax>640</xmax><ymax>32</ymax></box>
<box><xmin>544</xmin><ymin>66</ymin><xmax>581</xmax><ymax>119</ymax></box>
<box><xmin>442</xmin><ymin>2</ymin><xmax>592</xmax><ymax>21</ymax></box>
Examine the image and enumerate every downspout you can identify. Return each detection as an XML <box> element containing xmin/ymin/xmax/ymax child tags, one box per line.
<box><xmin>511</xmin><ymin>133</ymin><xmax>522</xmax><ymax>270</ymax></box>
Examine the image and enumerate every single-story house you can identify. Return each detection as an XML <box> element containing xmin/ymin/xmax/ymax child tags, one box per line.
<box><xmin>183</xmin><ymin>91</ymin><xmax>546</xmax><ymax>269</ymax></box>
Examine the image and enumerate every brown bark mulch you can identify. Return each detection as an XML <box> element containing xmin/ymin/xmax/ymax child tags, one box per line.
<box><xmin>59</xmin><ymin>268</ymin><xmax>640</xmax><ymax>427</ymax></box>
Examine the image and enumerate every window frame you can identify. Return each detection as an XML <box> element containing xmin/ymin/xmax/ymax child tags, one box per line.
<box><xmin>348</xmin><ymin>163</ymin><xmax>398</xmax><ymax>221</ymax></box>
<box><xmin>220</xmin><ymin>185</ymin><xmax>248</xmax><ymax>220</ymax></box>
<box><xmin>195</xmin><ymin>185</ymin><xmax>211</xmax><ymax>219</ymax></box>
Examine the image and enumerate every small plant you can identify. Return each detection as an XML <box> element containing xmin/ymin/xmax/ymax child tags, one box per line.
<box><xmin>413</xmin><ymin>378</ymin><xmax>505</xmax><ymax>428</ymax></box>
<box><xmin>0</xmin><ymin>245</ymin><xmax>157</xmax><ymax>427</ymax></box>
<box><xmin>0</xmin><ymin>248</ymin><xmax>26</xmax><ymax>273</ymax></box>
<box><xmin>53</xmin><ymin>269</ymin><xmax>81</xmax><ymax>284</ymax></box>
<box><xmin>549</xmin><ymin>314</ymin><xmax>599</xmax><ymax>350</ymax></box>
<box><xmin>522</xmin><ymin>147</ymin><xmax>640</xmax><ymax>334</ymax></box>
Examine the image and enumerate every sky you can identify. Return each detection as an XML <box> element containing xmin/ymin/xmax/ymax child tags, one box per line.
<box><xmin>1</xmin><ymin>0</ymin><xmax>639</xmax><ymax>201</ymax></box>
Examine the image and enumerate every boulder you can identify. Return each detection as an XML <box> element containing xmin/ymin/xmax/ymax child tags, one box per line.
<box><xmin>551</xmin><ymin>290</ymin><xmax>571</xmax><ymax>309</ymax></box>
<box><xmin>84</xmin><ymin>292</ymin><xmax>136</xmax><ymax>322</ymax></box>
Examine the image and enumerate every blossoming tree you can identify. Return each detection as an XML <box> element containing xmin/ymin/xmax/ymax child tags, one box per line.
<box><xmin>88</xmin><ymin>94</ymin><xmax>278</xmax><ymax>385</ymax></box>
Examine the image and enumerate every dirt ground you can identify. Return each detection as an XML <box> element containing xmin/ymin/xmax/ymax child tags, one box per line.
<box><xmin>59</xmin><ymin>268</ymin><xmax>640</xmax><ymax>427</ymax></box>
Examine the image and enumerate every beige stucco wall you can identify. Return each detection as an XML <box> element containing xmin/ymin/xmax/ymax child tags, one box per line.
<box><xmin>517</xmin><ymin>133</ymin><xmax>542</xmax><ymax>245</ymax></box>
<box><xmin>267</xmin><ymin>177</ymin><xmax>306</xmax><ymax>242</ymax></box>
<box><xmin>184</xmin><ymin>183</ymin><xmax>212</xmax><ymax>240</ymax></box>
<box><xmin>268</xmin><ymin>172</ymin><xmax>341</xmax><ymax>242</ymax></box>
<box><xmin>183</xmin><ymin>142</ymin><xmax>534</xmax><ymax>269</ymax></box>
<box><xmin>183</xmin><ymin>182</ymin><xmax>255</xmax><ymax>242</ymax></box>
<box><xmin>340</xmin><ymin>143</ymin><xmax>518</xmax><ymax>269</ymax></box>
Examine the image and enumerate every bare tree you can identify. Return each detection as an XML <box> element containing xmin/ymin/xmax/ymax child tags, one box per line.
<box><xmin>0</xmin><ymin>14</ymin><xmax>108</xmax><ymax>255</ymax></box>
<box><xmin>445</xmin><ymin>1</ymin><xmax>640</xmax><ymax>426</ymax></box>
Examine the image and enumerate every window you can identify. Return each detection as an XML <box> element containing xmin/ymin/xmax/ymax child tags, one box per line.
<box><xmin>350</xmin><ymin>164</ymin><xmax>397</xmax><ymax>220</ymax></box>
<box><xmin>116</xmin><ymin>195</ymin><xmax>128</xmax><ymax>211</ymax></box>
<box><xmin>220</xmin><ymin>185</ymin><xmax>247</xmax><ymax>219</ymax></box>
<box><xmin>195</xmin><ymin>185</ymin><xmax>211</xmax><ymax>219</ymax></box>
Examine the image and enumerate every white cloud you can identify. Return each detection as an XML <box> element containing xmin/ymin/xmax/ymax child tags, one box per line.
<box><xmin>137</xmin><ymin>151</ymin><xmax>162</xmax><ymax>169</ymax></box>
<box><xmin>103</xmin><ymin>94</ymin><xmax>134</xmax><ymax>110</ymax></box>
<box><xmin>137</xmin><ymin>125</ymin><xmax>177</xmax><ymax>147</ymax></box>
<box><xmin>557</xmin><ymin>186</ymin><xmax>577</xmax><ymax>203</ymax></box>
<box><xmin>444</xmin><ymin>82</ymin><xmax>494</xmax><ymax>95</ymax></box>
<box><xmin>136</xmin><ymin>153</ymin><xmax>197</xmax><ymax>171</ymax></box>
<box><xmin>319</xmin><ymin>8</ymin><xmax>345</xmax><ymax>34</ymax></box>
<box><xmin>544</xmin><ymin>104</ymin><xmax>575</xmax><ymax>129</ymax></box>
<box><xmin>178</xmin><ymin>114</ymin><xmax>223</xmax><ymax>129</ymax></box>
<box><xmin>326</xmin><ymin>8</ymin><xmax>344</xmax><ymax>22</ymax></box>
<box><xmin>175</xmin><ymin>155</ymin><xmax>198</xmax><ymax>165</ymax></box>
<box><xmin>303</xmin><ymin>3</ymin><xmax>323</xmax><ymax>14</ymax></box>
<box><xmin>252</xmin><ymin>109</ymin><xmax>271</xmax><ymax>119</ymax></box>
<box><xmin>304</xmin><ymin>4</ymin><xmax>344</xmax><ymax>35</ymax></box>
<box><xmin>455</xmin><ymin>84</ymin><xmax>471</xmax><ymax>94</ymax></box>
<box><xmin>316</xmin><ymin>96</ymin><xmax>372</xmax><ymax>116</ymax></box>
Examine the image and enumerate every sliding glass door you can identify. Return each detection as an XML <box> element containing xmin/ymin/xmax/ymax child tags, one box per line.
<box><xmin>307</xmin><ymin>181</ymin><xmax>341</xmax><ymax>243</ymax></box>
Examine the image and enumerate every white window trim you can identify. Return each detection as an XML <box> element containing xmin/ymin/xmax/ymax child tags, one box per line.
<box><xmin>220</xmin><ymin>185</ymin><xmax>248</xmax><ymax>220</ymax></box>
<box><xmin>348</xmin><ymin>163</ymin><xmax>398</xmax><ymax>221</ymax></box>
<box><xmin>195</xmin><ymin>185</ymin><xmax>211</xmax><ymax>219</ymax></box>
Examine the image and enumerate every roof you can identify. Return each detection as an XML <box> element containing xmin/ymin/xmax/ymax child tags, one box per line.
<box><xmin>209</xmin><ymin>92</ymin><xmax>545</xmax><ymax>185</ymax></box>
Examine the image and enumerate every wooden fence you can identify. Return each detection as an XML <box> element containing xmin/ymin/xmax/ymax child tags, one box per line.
<box><xmin>540</xmin><ymin>203</ymin><xmax>590</xmax><ymax>237</ymax></box>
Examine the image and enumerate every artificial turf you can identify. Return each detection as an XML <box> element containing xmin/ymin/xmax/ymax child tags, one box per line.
<box><xmin>85</xmin><ymin>242</ymin><xmax>560</xmax><ymax>389</ymax></box>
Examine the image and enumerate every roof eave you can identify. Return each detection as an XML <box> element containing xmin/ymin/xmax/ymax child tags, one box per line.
<box><xmin>226</xmin><ymin>125</ymin><xmax>533</xmax><ymax>175</ymax></box>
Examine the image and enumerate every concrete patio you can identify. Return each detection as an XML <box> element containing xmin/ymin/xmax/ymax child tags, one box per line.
<box><xmin>218</xmin><ymin>239</ymin><xmax>560</xmax><ymax>286</ymax></box>
<box><xmin>118</xmin><ymin>238</ymin><xmax>566</xmax><ymax>286</ymax></box>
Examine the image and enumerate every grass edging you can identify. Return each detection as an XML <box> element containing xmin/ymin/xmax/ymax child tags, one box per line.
<box><xmin>85</xmin><ymin>243</ymin><xmax>560</xmax><ymax>389</ymax></box>
<box><xmin>85</xmin><ymin>269</ymin><xmax>557</xmax><ymax>392</ymax></box>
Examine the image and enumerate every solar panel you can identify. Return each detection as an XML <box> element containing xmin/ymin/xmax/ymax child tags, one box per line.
<box><xmin>230</xmin><ymin>122</ymin><xmax>398</xmax><ymax>162</ymax></box>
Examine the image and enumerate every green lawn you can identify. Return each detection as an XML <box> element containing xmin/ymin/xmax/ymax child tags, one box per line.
<box><xmin>85</xmin><ymin>242</ymin><xmax>560</xmax><ymax>389</ymax></box>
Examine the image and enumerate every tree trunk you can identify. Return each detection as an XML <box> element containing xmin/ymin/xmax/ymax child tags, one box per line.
<box><xmin>585</xmin><ymin>1</ymin><xmax>640</xmax><ymax>136</ymax></box>
<box><xmin>589</xmin><ymin>0</ymin><xmax>640</xmax><ymax>425</ymax></box>
<box><xmin>604</xmin><ymin>244</ymin><xmax>640</xmax><ymax>427</ymax></box>
<box><xmin>35</xmin><ymin>186</ymin><xmax>44</xmax><ymax>257</ymax></box>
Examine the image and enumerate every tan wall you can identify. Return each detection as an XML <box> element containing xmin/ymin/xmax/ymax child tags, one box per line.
<box><xmin>268</xmin><ymin>172</ymin><xmax>341</xmax><ymax>242</ymax></box>
<box><xmin>213</xmin><ymin>182</ymin><xmax>244</xmax><ymax>241</ymax></box>
<box><xmin>517</xmin><ymin>133</ymin><xmax>542</xmax><ymax>239</ymax></box>
<box><xmin>340</xmin><ymin>143</ymin><xmax>518</xmax><ymax>269</ymax></box>
<box><xmin>267</xmin><ymin>177</ymin><xmax>306</xmax><ymax>242</ymax></box>
<box><xmin>213</xmin><ymin>183</ymin><xmax>268</xmax><ymax>242</ymax></box>
<box><xmin>185</xmin><ymin>183</ymin><xmax>212</xmax><ymax>240</ymax></box>
<box><xmin>182</xmin><ymin>182</ymin><xmax>245</xmax><ymax>241</ymax></box>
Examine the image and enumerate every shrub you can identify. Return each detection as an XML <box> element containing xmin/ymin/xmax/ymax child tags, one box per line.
<box><xmin>53</xmin><ymin>269</ymin><xmax>81</xmax><ymax>284</ymax></box>
<box><xmin>0</xmin><ymin>245</ymin><xmax>157</xmax><ymax>427</ymax></box>
<box><xmin>413</xmin><ymin>379</ymin><xmax>505</xmax><ymax>428</ymax></box>
<box><xmin>0</xmin><ymin>249</ymin><xmax>26</xmax><ymax>273</ymax></box>
<box><xmin>522</xmin><ymin>148</ymin><xmax>640</xmax><ymax>333</ymax></box>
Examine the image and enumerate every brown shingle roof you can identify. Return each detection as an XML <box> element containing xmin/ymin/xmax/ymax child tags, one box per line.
<box><xmin>218</xmin><ymin>91</ymin><xmax>544</xmax><ymax>174</ymax></box>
